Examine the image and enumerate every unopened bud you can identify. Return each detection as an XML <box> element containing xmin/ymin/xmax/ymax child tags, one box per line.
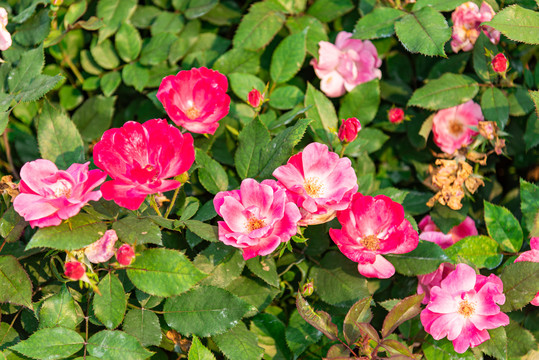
<box><xmin>491</xmin><ymin>53</ymin><xmax>508</xmax><ymax>75</ymax></box>
<box><xmin>247</xmin><ymin>88</ymin><xmax>263</xmax><ymax>108</ymax></box>
<box><xmin>302</xmin><ymin>280</ymin><xmax>314</xmax><ymax>296</ymax></box>
<box><xmin>64</xmin><ymin>261</ymin><xmax>85</xmax><ymax>280</ymax></box>
<box><xmin>117</xmin><ymin>244</ymin><xmax>135</xmax><ymax>266</ymax></box>
<box><xmin>388</xmin><ymin>107</ymin><xmax>405</xmax><ymax>124</ymax></box>
<box><xmin>338</xmin><ymin>117</ymin><xmax>361</xmax><ymax>143</ymax></box>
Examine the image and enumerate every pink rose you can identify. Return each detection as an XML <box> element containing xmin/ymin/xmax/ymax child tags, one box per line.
<box><xmin>451</xmin><ymin>2</ymin><xmax>500</xmax><ymax>53</ymax></box>
<box><xmin>64</xmin><ymin>261</ymin><xmax>86</xmax><ymax>280</ymax></box>
<box><xmin>273</xmin><ymin>142</ymin><xmax>358</xmax><ymax>226</ymax></box>
<box><xmin>514</xmin><ymin>237</ymin><xmax>539</xmax><ymax>306</ymax></box>
<box><xmin>491</xmin><ymin>53</ymin><xmax>508</xmax><ymax>74</ymax></box>
<box><xmin>432</xmin><ymin>100</ymin><xmax>482</xmax><ymax>154</ymax></box>
<box><xmin>157</xmin><ymin>67</ymin><xmax>230</xmax><ymax>134</ymax></box>
<box><xmin>13</xmin><ymin>160</ymin><xmax>106</xmax><ymax>228</ymax></box>
<box><xmin>0</xmin><ymin>8</ymin><xmax>11</xmax><ymax>51</ymax></box>
<box><xmin>116</xmin><ymin>244</ymin><xmax>136</xmax><ymax>266</ymax></box>
<box><xmin>338</xmin><ymin>117</ymin><xmax>361</xmax><ymax>143</ymax></box>
<box><xmin>417</xmin><ymin>263</ymin><xmax>456</xmax><ymax>304</ymax></box>
<box><xmin>421</xmin><ymin>263</ymin><xmax>509</xmax><ymax>353</ymax></box>
<box><xmin>310</xmin><ymin>31</ymin><xmax>382</xmax><ymax>98</ymax></box>
<box><xmin>85</xmin><ymin>230</ymin><xmax>118</xmax><ymax>264</ymax></box>
<box><xmin>388</xmin><ymin>108</ymin><xmax>404</xmax><ymax>124</ymax></box>
<box><xmin>93</xmin><ymin>119</ymin><xmax>195</xmax><ymax>210</ymax></box>
<box><xmin>213</xmin><ymin>178</ymin><xmax>301</xmax><ymax>260</ymax></box>
<box><xmin>329</xmin><ymin>193</ymin><xmax>419</xmax><ymax>279</ymax></box>
<box><xmin>247</xmin><ymin>88</ymin><xmax>263</xmax><ymax>108</ymax></box>
<box><xmin>419</xmin><ymin>215</ymin><xmax>478</xmax><ymax>249</ymax></box>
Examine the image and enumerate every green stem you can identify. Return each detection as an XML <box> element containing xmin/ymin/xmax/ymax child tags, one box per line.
<box><xmin>149</xmin><ymin>196</ymin><xmax>162</xmax><ymax>217</ymax></box>
<box><xmin>339</xmin><ymin>143</ymin><xmax>348</xmax><ymax>157</ymax></box>
<box><xmin>164</xmin><ymin>185</ymin><xmax>182</xmax><ymax>218</ymax></box>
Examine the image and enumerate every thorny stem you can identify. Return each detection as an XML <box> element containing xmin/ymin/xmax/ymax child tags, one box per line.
<box><xmin>3</xmin><ymin>131</ymin><xmax>19</xmax><ymax>180</ymax></box>
<box><xmin>59</xmin><ymin>43</ymin><xmax>85</xmax><ymax>85</ymax></box>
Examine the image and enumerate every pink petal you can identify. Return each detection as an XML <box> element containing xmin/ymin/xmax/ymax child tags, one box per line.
<box><xmin>357</xmin><ymin>255</ymin><xmax>395</xmax><ymax>278</ymax></box>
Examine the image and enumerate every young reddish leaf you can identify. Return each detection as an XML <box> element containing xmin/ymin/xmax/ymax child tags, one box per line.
<box><xmin>324</xmin><ymin>344</ymin><xmax>349</xmax><ymax>359</ymax></box>
<box><xmin>296</xmin><ymin>293</ymin><xmax>339</xmax><ymax>341</ymax></box>
<box><xmin>343</xmin><ymin>296</ymin><xmax>373</xmax><ymax>345</ymax></box>
<box><xmin>381</xmin><ymin>338</ymin><xmax>414</xmax><ymax>357</ymax></box>
<box><xmin>381</xmin><ymin>293</ymin><xmax>425</xmax><ymax>338</ymax></box>
<box><xmin>356</xmin><ymin>322</ymin><xmax>380</xmax><ymax>343</ymax></box>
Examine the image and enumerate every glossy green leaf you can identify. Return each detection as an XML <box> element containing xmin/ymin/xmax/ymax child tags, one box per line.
<box><xmin>93</xmin><ymin>273</ymin><xmax>126</xmax><ymax>329</ymax></box>
<box><xmin>524</xmin><ymin>113</ymin><xmax>539</xmax><ymax>151</ymax></box>
<box><xmin>0</xmin><ymin>207</ymin><xmax>27</xmax><ymax>244</ymax></box>
<box><xmin>285</xmin><ymin>310</ymin><xmax>322</xmax><ymax>358</ymax></box>
<box><xmin>296</xmin><ymin>293</ymin><xmax>338</xmax><ymax>341</ymax></box>
<box><xmin>520</xmin><ymin>179</ymin><xmax>539</xmax><ymax>237</ymax></box>
<box><xmin>246</xmin><ymin>257</ymin><xmax>279</xmax><ymax>288</ymax></box>
<box><xmin>408</xmin><ymin>73</ymin><xmax>479</xmax><ymax>110</ymax></box>
<box><xmin>343</xmin><ymin>297</ymin><xmax>373</xmax><ymax>345</ymax></box>
<box><xmin>505</xmin><ymin>321</ymin><xmax>537</xmax><ymax>358</ymax></box>
<box><xmin>344</xmin><ymin>128</ymin><xmax>390</xmax><ymax>155</ymax></box>
<box><xmin>484</xmin><ymin>201</ymin><xmax>523</xmax><ymax>253</ymax></box>
<box><xmin>213</xmin><ymin>322</ymin><xmax>264</xmax><ymax>360</ymax></box>
<box><xmin>508</xmin><ymin>86</ymin><xmax>534</xmax><ymax>116</ymax></box>
<box><xmin>180</xmin><ymin>220</ymin><xmax>219</xmax><ymax>242</ymax></box>
<box><xmin>472</xmin><ymin>33</ymin><xmax>499</xmax><ymax>83</ymax></box>
<box><xmin>39</xmin><ymin>286</ymin><xmax>83</xmax><ymax>329</ymax></box>
<box><xmin>90</xmin><ymin>38</ymin><xmax>121</xmax><ymax>70</ymax></box>
<box><xmin>228</xmin><ymin>73</ymin><xmax>265</xmax><ymax>101</ymax></box>
<box><xmin>413</xmin><ymin>0</ymin><xmax>466</xmax><ymax>11</ymax></box>
<box><xmin>122</xmin><ymin>62</ymin><xmax>149</xmax><ymax>92</ymax></box>
<box><xmin>213</xmin><ymin>48</ymin><xmax>261</xmax><ymax>75</ymax></box>
<box><xmin>122</xmin><ymin>309</ymin><xmax>162</xmax><ymax>347</ymax></box>
<box><xmin>101</xmin><ymin>71</ymin><xmax>121</xmax><ymax>97</ymax></box>
<box><xmin>286</xmin><ymin>15</ymin><xmax>328</xmax><ymax>58</ymax></box>
<box><xmin>196</xmin><ymin>149</ymin><xmax>229</xmax><ymax>195</ymax></box>
<box><xmin>353</xmin><ymin>7</ymin><xmax>405</xmax><ymax>39</ymax></box>
<box><xmin>386</xmin><ymin>241</ymin><xmax>450</xmax><ymax>276</ymax></box>
<box><xmin>0</xmin><ymin>322</ymin><xmax>19</xmax><ymax>350</ymax></box>
<box><xmin>478</xmin><ymin>326</ymin><xmax>507</xmax><ymax>360</ymax></box>
<box><xmin>251</xmin><ymin>313</ymin><xmax>291</xmax><ymax>359</ymax></box>
<box><xmin>10</xmin><ymin>327</ymin><xmax>84</xmax><ymax>359</ymax></box>
<box><xmin>445</xmin><ymin>235</ymin><xmax>503</xmax><ymax>269</ymax></box>
<box><xmin>13</xmin><ymin>9</ymin><xmax>51</xmax><ymax>46</ymax></box>
<box><xmin>481</xmin><ymin>86</ymin><xmax>509</xmax><ymax>129</ymax></box>
<box><xmin>188</xmin><ymin>335</ymin><xmax>216</xmax><ymax>360</ymax></box>
<box><xmin>500</xmin><ymin>262</ymin><xmax>539</xmax><ymax>312</ymax></box>
<box><xmin>185</xmin><ymin>0</ymin><xmax>218</xmax><ymax>19</ymax></box>
<box><xmin>7</xmin><ymin>45</ymin><xmax>44</xmax><ymax>94</ymax></box>
<box><xmin>194</xmin><ymin>243</ymin><xmax>245</xmax><ymax>288</ymax></box>
<box><xmin>0</xmin><ymin>256</ymin><xmax>33</xmax><ymax>309</ymax></box>
<box><xmin>113</xmin><ymin>217</ymin><xmax>162</xmax><ymax>245</ymax></box>
<box><xmin>233</xmin><ymin>2</ymin><xmax>285</xmax><ymax>51</ymax></box>
<box><xmin>58</xmin><ymin>86</ymin><xmax>83</xmax><ymax>111</ymax></box>
<box><xmin>226</xmin><ymin>277</ymin><xmax>279</xmax><ymax>315</ymax></box>
<box><xmin>382</xmin><ymin>293</ymin><xmax>424</xmax><ymax>338</ymax></box>
<box><xmin>485</xmin><ymin>5</ymin><xmax>539</xmax><ymax>45</ymax></box>
<box><xmin>72</xmin><ymin>95</ymin><xmax>116</xmax><ymax>141</ymax></box>
<box><xmin>307</xmin><ymin>0</ymin><xmax>354</xmax><ymax>22</ymax></box>
<box><xmin>270</xmin><ymin>31</ymin><xmax>306</xmax><ymax>84</ymax></box>
<box><xmin>339</xmin><ymin>79</ymin><xmax>380</xmax><ymax>126</ymax></box>
<box><xmin>150</xmin><ymin>11</ymin><xmax>185</xmax><ymax>35</ymax></box>
<box><xmin>305</xmin><ymin>83</ymin><xmax>338</xmax><ymax>145</ymax></box>
<box><xmin>87</xmin><ymin>330</ymin><xmax>153</xmax><ymax>360</ymax></box>
<box><xmin>139</xmin><ymin>33</ymin><xmax>177</xmax><ymax>66</ymax></box>
<box><xmin>235</xmin><ymin>117</ymin><xmax>271</xmax><ymax>179</ymax></box>
<box><xmin>269</xmin><ymin>85</ymin><xmax>304</xmax><ymax>110</ymax></box>
<box><xmin>97</xmin><ymin>0</ymin><xmax>137</xmax><ymax>43</ymax></box>
<box><xmin>423</xmin><ymin>338</ymin><xmax>475</xmax><ymax>360</ymax></box>
<box><xmin>115</xmin><ymin>23</ymin><xmax>142</xmax><ymax>62</ymax></box>
<box><xmin>64</xmin><ymin>0</ymin><xmax>88</xmax><ymax>27</ymax></box>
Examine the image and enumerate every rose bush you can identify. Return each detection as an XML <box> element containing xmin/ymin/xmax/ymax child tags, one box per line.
<box><xmin>0</xmin><ymin>1</ymin><xmax>538</xmax><ymax>359</ymax></box>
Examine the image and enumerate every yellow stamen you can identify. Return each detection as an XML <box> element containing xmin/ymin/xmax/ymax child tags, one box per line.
<box><xmin>304</xmin><ymin>177</ymin><xmax>323</xmax><ymax>198</ymax></box>
<box><xmin>361</xmin><ymin>235</ymin><xmax>381</xmax><ymax>251</ymax></box>
<box><xmin>186</xmin><ymin>106</ymin><xmax>201</xmax><ymax>120</ymax></box>
<box><xmin>458</xmin><ymin>299</ymin><xmax>475</xmax><ymax>318</ymax></box>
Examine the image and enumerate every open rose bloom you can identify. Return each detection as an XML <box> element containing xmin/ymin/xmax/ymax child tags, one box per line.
<box><xmin>157</xmin><ymin>67</ymin><xmax>230</xmax><ymax>134</ymax></box>
<box><xmin>417</xmin><ymin>263</ymin><xmax>456</xmax><ymax>304</ymax></box>
<box><xmin>214</xmin><ymin>178</ymin><xmax>301</xmax><ymax>260</ymax></box>
<box><xmin>273</xmin><ymin>142</ymin><xmax>358</xmax><ymax>226</ymax></box>
<box><xmin>311</xmin><ymin>31</ymin><xmax>382</xmax><ymax>98</ymax></box>
<box><xmin>451</xmin><ymin>2</ymin><xmax>500</xmax><ymax>53</ymax></box>
<box><xmin>13</xmin><ymin>159</ymin><xmax>106</xmax><ymax>228</ymax></box>
<box><xmin>421</xmin><ymin>263</ymin><xmax>509</xmax><ymax>353</ymax></box>
<box><xmin>93</xmin><ymin>119</ymin><xmax>195</xmax><ymax>210</ymax></box>
<box><xmin>329</xmin><ymin>193</ymin><xmax>418</xmax><ymax>279</ymax></box>
<box><xmin>514</xmin><ymin>237</ymin><xmax>539</xmax><ymax>306</ymax></box>
<box><xmin>0</xmin><ymin>8</ymin><xmax>11</xmax><ymax>51</ymax></box>
<box><xmin>419</xmin><ymin>215</ymin><xmax>477</xmax><ymax>249</ymax></box>
<box><xmin>432</xmin><ymin>100</ymin><xmax>482</xmax><ymax>154</ymax></box>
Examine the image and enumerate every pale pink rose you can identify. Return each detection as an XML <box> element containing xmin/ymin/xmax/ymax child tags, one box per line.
<box><xmin>329</xmin><ymin>193</ymin><xmax>419</xmax><ymax>279</ymax></box>
<box><xmin>273</xmin><ymin>142</ymin><xmax>358</xmax><ymax>226</ymax></box>
<box><xmin>421</xmin><ymin>263</ymin><xmax>509</xmax><ymax>353</ymax></box>
<box><xmin>213</xmin><ymin>178</ymin><xmax>301</xmax><ymax>260</ymax></box>
<box><xmin>157</xmin><ymin>67</ymin><xmax>230</xmax><ymax>134</ymax></box>
<box><xmin>432</xmin><ymin>100</ymin><xmax>482</xmax><ymax>155</ymax></box>
<box><xmin>85</xmin><ymin>230</ymin><xmax>118</xmax><ymax>264</ymax></box>
<box><xmin>116</xmin><ymin>244</ymin><xmax>136</xmax><ymax>266</ymax></box>
<box><xmin>310</xmin><ymin>31</ymin><xmax>382</xmax><ymax>98</ymax></box>
<box><xmin>419</xmin><ymin>215</ymin><xmax>478</xmax><ymax>249</ymax></box>
<box><xmin>338</xmin><ymin>117</ymin><xmax>361</xmax><ymax>143</ymax></box>
<box><xmin>451</xmin><ymin>2</ymin><xmax>500</xmax><ymax>53</ymax></box>
<box><xmin>514</xmin><ymin>237</ymin><xmax>539</xmax><ymax>306</ymax></box>
<box><xmin>13</xmin><ymin>160</ymin><xmax>106</xmax><ymax>228</ymax></box>
<box><xmin>0</xmin><ymin>8</ymin><xmax>11</xmax><ymax>51</ymax></box>
<box><xmin>64</xmin><ymin>261</ymin><xmax>86</xmax><ymax>280</ymax></box>
<box><xmin>417</xmin><ymin>263</ymin><xmax>456</xmax><ymax>304</ymax></box>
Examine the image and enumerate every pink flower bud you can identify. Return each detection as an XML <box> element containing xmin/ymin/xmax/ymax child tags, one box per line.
<box><xmin>491</xmin><ymin>53</ymin><xmax>508</xmax><ymax>74</ymax></box>
<box><xmin>247</xmin><ymin>88</ymin><xmax>263</xmax><ymax>108</ymax></box>
<box><xmin>338</xmin><ymin>117</ymin><xmax>361</xmax><ymax>143</ymax></box>
<box><xmin>64</xmin><ymin>261</ymin><xmax>86</xmax><ymax>280</ymax></box>
<box><xmin>116</xmin><ymin>244</ymin><xmax>135</xmax><ymax>266</ymax></box>
<box><xmin>388</xmin><ymin>108</ymin><xmax>405</xmax><ymax>124</ymax></box>
<box><xmin>302</xmin><ymin>280</ymin><xmax>314</xmax><ymax>296</ymax></box>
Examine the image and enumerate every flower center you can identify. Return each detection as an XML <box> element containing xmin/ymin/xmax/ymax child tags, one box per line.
<box><xmin>304</xmin><ymin>177</ymin><xmax>324</xmax><ymax>198</ymax></box>
<box><xmin>51</xmin><ymin>179</ymin><xmax>72</xmax><ymax>198</ymax></box>
<box><xmin>246</xmin><ymin>217</ymin><xmax>266</xmax><ymax>232</ymax></box>
<box><xmin>360</xmin><ymin>235</ymin><xmax>381</xmax><ymax>251</ymax></box>
<box><xmin>449</xmin><ymin>119</ymin><xmax>464</xmax><ymax>136</ymax></box>
<box><xmin>457</xmin><ymin>299</ymin><xmax>475</xmax><ymax>318</ymax></box>
<box><xmin>186</xmin><ymin>106</ymin><xmax>201</xmax><ymax>120</ymax></box>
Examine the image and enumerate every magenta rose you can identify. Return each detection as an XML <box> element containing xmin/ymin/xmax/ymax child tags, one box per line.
<box><xmin>13</xmin><ymin>159</ymin><xmax>106</xmax><ymax>228</ymax></box>
<box><xmin>117</xmin><ymin>244</ymin><xmax>136</xmax><ymax>266</ymax></box>
<box><xmin>491</xmin><ymin>53</ymin><xmax>508</xmax><ymax>75</ymax></box>
<box><xmin>157</xmin><ymin>67</ymin><xmax>230</xmax><ymax>134</ymax></box>
<box><xmin>273</xmin><ymin>142</ymin><xmax>358</xmax><ymax>226</ymax></box>
<box><xmin>338</xmin><ymin>117</ymin><xmax>361</xmax><ymax>143</ymax></box>
<box><xmin>451</xmin><ymin>2</ymin><xmax>500</xmax><ymax>53</ymax></box>
<box><xmin>247</xmin><ymin>88</ymin><xmax>263</xmax><ymax>108</ymax></box>
<box><xmin>329</xmin><ymin>193</ymin><xmax>419</xmax><ymax>279</ymax></box>
<box><xmin>213</xmin><ymin>178</ymin><xmax>301</xmax><ymax>260</ymax></box>
<box><xmin>311</xmin><ymin>31</ymin><xmax>382</xmax><ymax>98</ymax></box>
<box><xmin>421</xmin><ymin>263</ymin><xmax>509</xmax><ymax>353</ymax></box>
<box><xmin>64</xmin><ymin>261</ymin><xmax>86</xmax><ymax>280</ymax></box>
<box><xmin>93</xmin><ymin>119</ymin><xmax>195</xmax><ymax>210</ymax></box>
<box><xmin>432</xmin><ymin>100</ymin><xmax>482</xmax><ymax>154</ymax></box>
<box><xmin>417</xmin><ymin>262</ymin><xmax>456</xmax><ymax>304</ymax></box>
<box><xmin>419</xmin><ymin>215</ymin><xmax>477</xmax><ymax>249</ymax></box>
<box><xmin>514</xmin><ymin>237</ymin><xmax>539</xmax><ymax>306</ymax></box>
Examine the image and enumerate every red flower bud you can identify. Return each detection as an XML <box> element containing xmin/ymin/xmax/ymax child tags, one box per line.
<box><xmin>491</xmin><ymin>53</ymin><xmax>508</xmax><ymax>74</ymax></box>
<box><xmin>64</xmin><ymin>261</ymin><xmax>85</xmax><ymax>280</ymax></box>
<box><xmin>247</xmin><ymin>88</ymin><xmax>263</xmax><ymax>108</ymax></box>
<box><xmin>117</xmin><ymin>244</ymin><xmax>135</xmax><ymax>266</ymax></box>
<box><xmin>388</xmin><ymin>107</ymin><xmax>405</xmax><ymax>124</ymax></box>
<box><xmin>338</xmin><ymin>117</ymin><xmax>361</xmax><ymax>143</ymax></box>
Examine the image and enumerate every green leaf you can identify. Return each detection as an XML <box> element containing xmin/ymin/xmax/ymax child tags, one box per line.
<box><xmin>484</xmin><ymin>201</ymin><xmax>523</xmax><ymax>253</ymax></box>
<box><xmin>90</xmin><ymin>38</ymin><xmax>121</xmax><ymax>70</ymax></box>
<box><xmin>39</xmin><ymin>286</ymin><xmax>83</xmax><ymax>330</ymax></box>
<box><xmin>481</xmin><ymin>87</ymin><xmax>509</xmax><ymax>129</ymax></box>
<box><xmin>353</xmin><ymin>7</ymin><xmax>405</xmax><ymax>39</ymax></box>
<box><xmin>395</xmin><ymin>7</ymin><xmax>451</xmax><ymax>57</ymax></box>
<box><xmin>93</xmin><ymin>273</ymin><xmax>126</xmax><ymax>330</ymax></box>
<box><xmin>0</xmin><ymin>207</ymin><xmax>27</xmax><ymax>244</ymax></box>
<box><xmin>505</xmin><ymin>320</ymin><xmax>537</xmax><ymax>358</ymax></box>
<box><xmin>97</xmin><ymin>0</ymin><xmax>138</xmax><ymax>43</ymax></box>
<box><xmin>181</xmin><ymin>220</ymin><xmax>219</xmax><ymax>242</ymax></box>
<box><xmin>520</xmin><ymin>179</ymin><xmax>539</xmax><ymax>237</ymax></box>
<box><xmin>115</xmin><ymin>23</ymin><xmax>142</xmax><ymax>62</ymax></box>
<box><xmin>381</xmin><ymin>293</ymin><xmax>424</xmax><ymax>338</ymax></box>
<box><xmin>127</xmin><ymin>248</ymin><xmax>206</xmax><ymax>297</ymax></box>
<box><xmin>87</xmin><ymin>330</ymin><xmax>153</xmax><ymax>360</ymax></box>
<box><xmin>305</xmin><ymin>83</ymin><xmax>338</xmax><ymax>145</ymax></box>
<box><xmin>27</xmin><ymin>213</ymin><xmax>107</xmax><ymax>251</ymax></box>
<box><xmin>508</xmin><ymin>86</ymin><xmax>534</xmax><ymax>116</ymax></box>
<box><xmin>185</xmin><ymin>0</ymin><xmax>218</xmax><ymax>19</ymax></box>
<box><xmin>64</xmin><ymin>0</ymin><xmax>88</xmax><ymax>27</ymax></box>
<box><xmin>122</xmin><ymin>309</ymin><xmax>162</xmax><ymax>347</ymax></box>
<box><xmin>386</xmin><ymin>241</ymin><xmax>450</xmax><ymax>276</ymax></box>
<box><xmin>13</xmin><ymin>9</ymin><xmax>51</xmax><ymax>46</ymax></box>
<box><xmin>339</xmin><ymin>79</ymin><xmax>380</xmax><ymax>126</ymax></box>
<box><xmin>285</xmin><ymin>310</ymin><xmax>322</xmax><ymax>358</ymax></box>
<box><xmin>10</xmin><ymin>327</ymin><xmax>84</xmax><ymax>359</ymax></box>
<box><xmin>270</xmin><ymin>31</ymin><xmax>306</xmax><ymax>84</ymax></box>
<box><xmin>235</xmin><ymin>117</ymin><xmax>271</xmax><ymax>179</ymax></box>
<box><xmin>343</xmin><ymin>297</ymin><xmax>373</xmax><ymax>345</ymax></box>
<box><xmin>246</xmin><ymin>257</ymin><xmax>279</xmax><ymax>288</ymax></box>
<box><xmin>0</xmin><ymin>256</ymin><xmax>33</xmax><ymax>309</ymax></box>
<box><xmin>112</xmin><ymin>217</ymin><xmax>162</xmax><ymax>245</ymax></box>
<box><xmin>213</xmin><ymin>48</ymin><xmax>261</xmax><ymax>75</ymax></box>
<box><xmin>233</xmin><ymin>2</ymin><xmax>286</xmax><ymax>51</ymax></box>
<box><xmin>101</xmin><ymin>71</ymin><xmax>122</xmax><ymax>97</ymax></box>
<box><xmin>59</xmin><ymin>86</ymin><xmax>84</xmax><ymax>111</ymax></box>
<box><xmin>430</xmin><ymin>202</ymin><xmax>469</xmax><ymax>233</ymax></box>
<box><xmin>344</xmin><ymin>128</ymin><xmax>389</xmax><ymax>155</ymax></box>
<box><xmin>285</xmin><ymin>15</ymin><xmax>328</xmax><ymax>58</ymax></box>
<box><xmin>150</xmin><ymin>11</ymin><xmax>185</xmax><ymax>35</ymax></box>
<box><xmin>485</xmin><ymin>5</ymin><xmax>539</xmax><ymax>45</ymax></box>
<box><xmin>445</xmin><ymin>235</ymin><xmax>503</xmax><ymax>269</ymax></box>
<box><xmin>413</xmin><ymin>0</ymin><xmax>466</xmax><ymax>11</ymax></box>
<box><xmin>122</xmin><ymin>63</ymin><xmax>149</xmax><ymax>92</ymax></box>
<box><xmin>225</xmin><ymin>277</ymin><xmax>279</xmax><ymax>315</ymax></box>
<box><xmin>7</xmin><ymin>45</ymin><xmax>44</xmax><ymax>94</ymax></box>
<box><xmin>140</xmin><ymin>33</ymin><xmax>177</xmax><ymax>66</ymax></box>
<box><xmin>296</xmin><ymin>293</ymin><xmax>338</xmax><ymax>341</ymax></box>
<box><xmin>530</xmin><ymin>90</ymin><xmax>539</xmax><ymax>117</ymax></box>
<box><xmin>72</xmin><ymin>95</ymin><xmax>116</xmax><ymax>141</ymax></box>
<box><xmin>213</xmin><ymin>322</ymin><xmax>264</xmax><ymax>360</ymax></box>
<box><xmin>422</xmin><ymin>338</ymin><xmax>475</xmax><ymax>360</ymax></box>
<box><xmin>500</xmin><ymin>262</ymin><xmax>539</xmax><ymax>312</ymax></box>
<box><xmin>164</xmin><ymin>286</ymin><xmax>252</xmax><ymax>337</ymax></box>
<box><xmin>251</xmin><ymin>313</ymin><xmax>291</xmax><ymax>360</ymax></box>
<box><xmin>269</xmin><ymin>85</ymin><xmax>304</xmax><ymax>110</ymax></box>
<box><xmin>196</xmin><ymin>149</ymin><xmax>229</xmax><ymax>195</ymax></box>
<box><xmin>228</xmin><ymin>73</ymin><xmax>265</xmax><ymax>101</ymax></box>
<box><xmin>14</xmin><ymin>74</ymin><xmax>64</xmax><ymax>103</ymax></box>
<box><xmin>478</xmin><ymin>326</ymin><xmax>507</xmax><ymax>360</ymax></box>
<box><xmin>188</xmin><ymin>335</ymin><xmax>216</xmax><ymax>360</ymax></box>
<box><xmin>0</xmin><ymin>322</ymin><xmax>19</xmax><ymax>350</ymax></box>
<box><xmin>524</xmin><ymin>113</ymin><xmax>539</xmax><ymax>151</ymax></box>
<box><xmin>194</xmin><ymin>243</ymin><xmax>245</xmax><ymax>288</ymax></box>
<box><xmin>473</xmin><ymin>32</ymin><xmax>499</xmax><ymax>83</ymax></box>
<box><xmin>307</xmin><ymin>0</ymin><xmax>354</xmax><ymax>23</ymax></box>
<box><xmin>408</xmin><ymin>73</ymin><xmax>479</xmax><ymax>110</ymax></box>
